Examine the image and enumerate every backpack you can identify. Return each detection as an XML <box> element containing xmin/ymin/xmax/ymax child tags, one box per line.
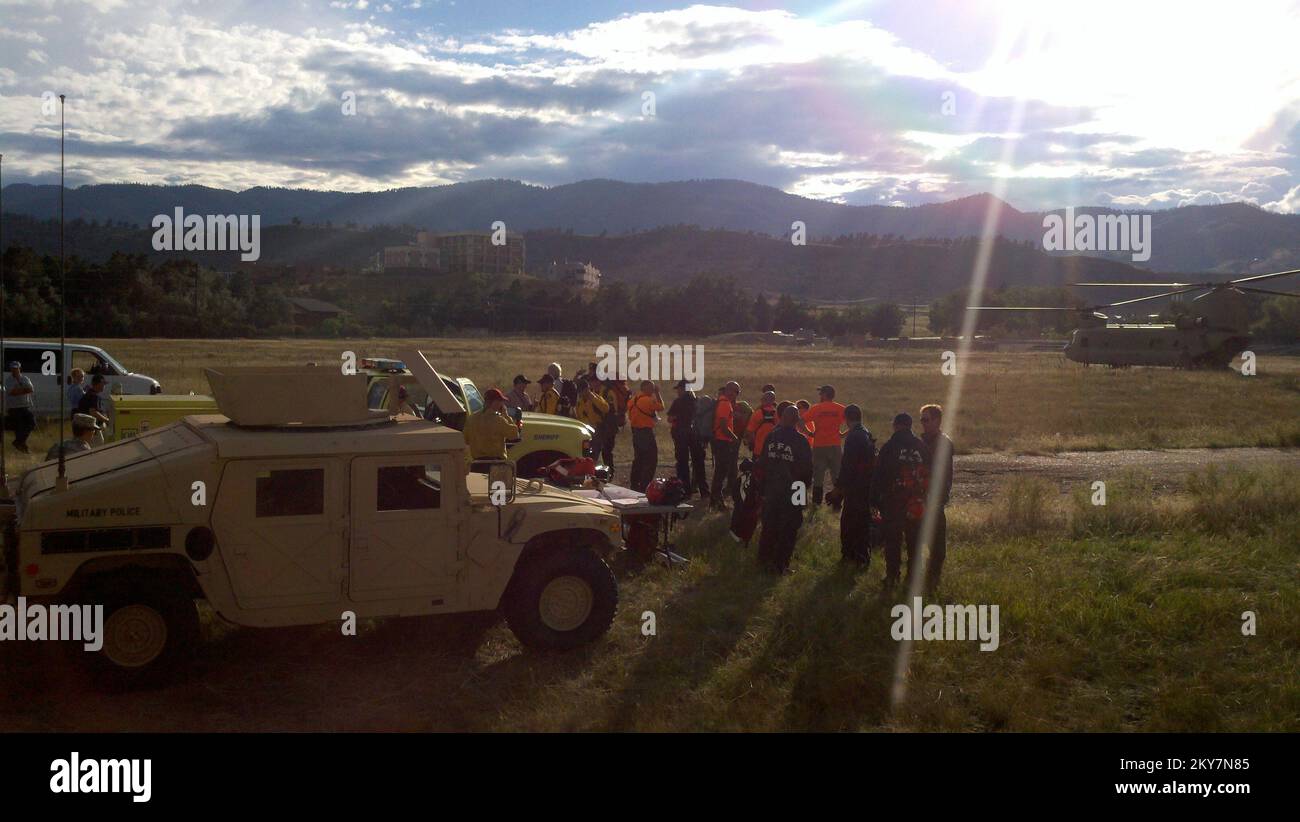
<box><xmin>693</xmin><ymin>395</ymin><xmax>717</xmax><ymax>440</ymax></box>
<box><xmin>557</xmin><ymin>378</ymin><xmax>577</xmax><ymax>417</ymax></box>
<box><xmin>898</xmin><ymin>457</ymin><xmax>930</xmax><ymax>521</ymax></box>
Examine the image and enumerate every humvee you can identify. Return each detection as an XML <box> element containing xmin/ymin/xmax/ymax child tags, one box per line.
<box><xmin>0</xmin><ymin>351</ymin><xmax>623</xmax><ymax>686</ymax></box>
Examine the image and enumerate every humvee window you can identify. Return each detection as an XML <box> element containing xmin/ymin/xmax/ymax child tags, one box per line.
<box><xmin>377</xmin><ymin>465</ymin><xmax>441</xmax><ymax>511</ymax></box>
<box><xmin>255</xmin><ymin>468</ymin><xmax>325</xmax><ymax>517</ymax></box>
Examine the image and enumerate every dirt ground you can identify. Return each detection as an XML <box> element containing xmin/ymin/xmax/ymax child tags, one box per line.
<box><xmin>950</xmin><ymin>446</ymin><xmax>1300</xmax><ymax>502</ymax></box>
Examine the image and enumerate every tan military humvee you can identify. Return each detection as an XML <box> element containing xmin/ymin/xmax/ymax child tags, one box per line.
<box><xmin>0</xmin><ymin>351</ymin><xmax>624</xmax><ymax>686</ymax></box>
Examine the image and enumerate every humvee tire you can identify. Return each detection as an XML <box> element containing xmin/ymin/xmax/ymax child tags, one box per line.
<box><xmin>504</xmin><ymin>545</ymin><xmax>617</xmax><ymax>651</ymax></box>
<box><xmin>84</xmin><ymin>576</ymin><xmax>201</xmax><ymax>689</ymax></box>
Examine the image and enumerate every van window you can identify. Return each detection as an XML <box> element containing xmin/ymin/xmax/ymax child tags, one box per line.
<box><xmin>255</xmin><ymin>468</ymin><xmax>325</xmax><ymax>517</ymax></box>
<box><xmin>377</xmin><ymin>465</ymin><xmax>441</xmax><ymax>511</ymax></box>
<box><xmin>72</xmin><ymin>350</ymin><xmax>111</xmax><ymax>376</ymax></box>
<box><xmin>2</xmin><ymin>347</ymin><xmax>52</xmax><ymax>374</ymax></box>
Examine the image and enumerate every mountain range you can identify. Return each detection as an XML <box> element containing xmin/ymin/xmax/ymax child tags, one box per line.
<box><xmin>4</xmin><ymin>178</ymin><xmax>1298</xmax><ymax>275</ymax></box>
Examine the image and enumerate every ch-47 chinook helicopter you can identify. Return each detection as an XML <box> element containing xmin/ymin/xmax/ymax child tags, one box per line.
<box><xmin>969</xmin><ymin>268</ymin><xmax>1300</xmax><ymax>368</ymax></box>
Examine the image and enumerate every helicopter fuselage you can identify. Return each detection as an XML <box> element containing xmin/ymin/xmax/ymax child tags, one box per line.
<box><xmin>1064</xmin><ymin>324</ymin><xmax>1249</xmax><ymax>367</ymax></box>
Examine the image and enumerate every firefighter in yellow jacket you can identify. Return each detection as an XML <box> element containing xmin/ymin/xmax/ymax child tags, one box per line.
<box><xmin>536</xmin><ymin>373</ymin><xmax>562</xmax><ymax>416</ymax></box>
<box><xmin>574</xmin><ymin>375</ymin><xmax>610</xmax><ymax>428</ymax></box>
<box><xmin>464</xmin><ymin>387</ymin><xmax>522</xmax><ymax>471</ymax></box>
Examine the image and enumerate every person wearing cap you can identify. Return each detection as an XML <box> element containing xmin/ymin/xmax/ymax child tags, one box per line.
<box><xmin>745</xmin><ymin>390</ymin><xmax>778</xmax><ymax>456</ymax></box>
<box><xmin>45</xmin><ymin>413</ymin><xmax>101</xmax><ymax>461</ymax></box>
<box><xmin>830</xmin><ymin>404</ymin><xmax>876</xmax><ymax>565</ymax></box>
<box><xmin>709</xmin><ymin>381</ymin><xmax>742</xmax><ymax>511</ymax></box>
<box><xmin>464</xmin><ymin>387</ymin><xmax>523</xmax><ymax>471</ymax></box>
<box><xmin>756</xmin><ymin>404</ymin><xmax>813</xmax><ymax>574</ymax></box>
<box><xmin>535</xmin><ymin>373</ymin><xmax>562</xmax><ymax>416</ymax></box>
<box><xmin>574</xmin><ymin>375</ymin><xmax>609</xmax><ymax>430</ymax></box>
<box><xmin>807</xmin><ymin>384</ymin><xmax>847</xmax><ymax>507</ymax></box>
<box><xmin>507</xmin><ymin>374</ymin><xmax>534</xmax><ymax>413</ymax></box>
<box><xmin>4</xmin><ymin>361</ymin><xmax>36</xmax><ymax>453</ymax></box>
<box><xmin>919</xmin><ymin>403</ymin><xmax>954</xmax><ymax>591</ymax></box>
<box><xmin>667</xmin><ymin>379</ymin><xmax>707</xmax><ymax>499</ymax></box>
<box><xmin>871</xmin><ymin>412</ymin><xmax>932</xmax><ymax>591</ymax></box>
<box><xmin>76</xmin><ymin>373</ymin><xmax>111</xmax><ymax>443</ymax></box>
<box><xmin>627</xmin><ymin>380</ymin><xmax>665</xmax><ymax>492</ymax></box>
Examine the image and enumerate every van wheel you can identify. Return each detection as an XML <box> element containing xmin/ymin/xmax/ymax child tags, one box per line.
<box><xmin>85</xmin><ymin>582</ymin><xmax>200</xmax><ymax>689</ymax></box>
<box><xmin>504</xmin><ymin>546</ymin><xmax>617</xmax><ymax>651</ymax></box>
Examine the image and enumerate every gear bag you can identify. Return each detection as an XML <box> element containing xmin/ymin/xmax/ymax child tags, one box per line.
<box><xmin>693</xmin><ymin>395</ymin><xmax>717</xmax><ymax>440</ymax></box>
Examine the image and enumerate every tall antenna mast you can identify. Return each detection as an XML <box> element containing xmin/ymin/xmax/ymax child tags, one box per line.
<box><xmin>1</xmin><ymin>151</ymin><xmax>7</xmax><ymax>497</ymax></box>
<box><xmin>56</xmin><ymin>94</ymin><xmax>67</xmax><ymax>492</ymax></box>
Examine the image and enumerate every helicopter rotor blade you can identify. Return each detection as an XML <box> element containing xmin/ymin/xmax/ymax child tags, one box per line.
<box><xmin>1104</xmin><ymin>287</ymin><xmax>1204</xmax><ymax>308</ymax></box>
<box><xmin>965</xmin><ymin>306</ymin><xmax>1089</xmax><ymax>311</ymax></box>
<box><xmin>1070</xmin><ymin>281</ymin><xmax>1200</xmax><ymax>288</ymax></box>
<box><xmin>1228</xmin><ymin>268</ymin><xmax>1300</xmax><ymax>287</ymax></box>
<box><xmin>1235</xmin><ymin>285</ymin><xmax>1300</xmax><ymax>299</ymax></box>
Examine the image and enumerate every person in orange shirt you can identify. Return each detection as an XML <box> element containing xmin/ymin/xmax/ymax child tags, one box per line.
<box><xmin>709</xmin><ymin>381</ymin><xmax>742</xmax><ymax>510</ymax></box>
<box><xmin>796</xmin><ymin>399</ymin><xmax>815</xmax><ymax>448</ymax></box>
<box><xmin>807</xmin><ymin>384</ymin><xmax>847</xmax><ymax>506</ymax></box>
<box><xmin>628</xmin><ymin>380</ymin><xmax>665</xmax><ymax>492</ymax></box>
<box><xmin>745</xmin><ymin>390</ymin><xmax>778</xmax><ymax>456</ymax></box>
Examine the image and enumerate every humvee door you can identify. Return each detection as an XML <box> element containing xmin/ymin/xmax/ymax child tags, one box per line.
<box><xmin>347</xmin><ymin>454</ymin><xmax>461</xmax><ymax>602</ymax></box>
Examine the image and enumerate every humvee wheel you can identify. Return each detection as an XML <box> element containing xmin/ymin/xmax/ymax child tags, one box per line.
<box><xmin>104</xmin><ymin>604</ymin><xmax>169</xmax><ymax>669</ymax></box>
<box><xmin>86</xmin><ymin>581</ymin><xmax>200</xmax><ymax>689</ymax></box>
<box><xmin>539</xmin><ymin>575</ymin><xmax>595</xmax><ymax>632</ymax></box>
<box><xmin>505</xmin><ymin>546</ymin><xmax>617</xmax><ymax>650</ymax></box>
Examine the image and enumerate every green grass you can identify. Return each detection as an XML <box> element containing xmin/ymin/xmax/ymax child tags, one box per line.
<box><xmin>4</xmin><ymin>465</ymin><xmax>1294</xmax><ymax>732</ymax></box>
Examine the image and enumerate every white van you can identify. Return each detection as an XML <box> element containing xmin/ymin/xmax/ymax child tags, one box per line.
<box><xmin>1</xmin><ymin>341</ymin><xmax>161</xmax><ymax>417</ymax></box>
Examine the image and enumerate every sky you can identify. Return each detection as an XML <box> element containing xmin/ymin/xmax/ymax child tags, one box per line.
<box><xmin>1</xmin><ymin>0</ymin><xmax>1299</xmax><ymax>211</ymax></box>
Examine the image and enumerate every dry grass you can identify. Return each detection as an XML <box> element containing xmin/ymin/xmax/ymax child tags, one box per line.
<box><xmin>3</xmin><ymin>337</ymin><xmax>1297</xmax><ymax>478</ymax></box>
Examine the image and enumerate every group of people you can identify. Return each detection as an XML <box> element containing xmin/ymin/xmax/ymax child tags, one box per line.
<box><xmin>474</xmin><ymin>363</ymin><xmax>957</xmax><ymax>591</ymax></box>
<box><xmin>2</xmin><ymin>361</ymin><xmax>110</xmax><ymax>461</ymax></box>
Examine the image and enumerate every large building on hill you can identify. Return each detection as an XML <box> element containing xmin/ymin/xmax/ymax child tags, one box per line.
<box><xmin>433</xmin><ymin>231</ymin><xmax>526</xmax><ymax>275</ymax></box>
<box><xmin>547</xmin><ymin>260</ymin><xmax>602</xmax><ymax>290</ymax></box>
<box><xmin>376</xmin><ymin>230</ymin><xmax>525</xmax><ymax>276</ymax></box>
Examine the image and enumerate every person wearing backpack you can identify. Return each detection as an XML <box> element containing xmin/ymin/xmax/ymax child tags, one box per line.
<box><xmin>627</xmin><ymin>380</ymin><xmax>664</xmax><ymax>492</ymax></box>
<box><xmin>870</xmin><ymin>412</ymin><xmax>932</xmax><ymax>592</ymax></box>
<box><xmin>668</xmin><ymin>380</ymin><xmax>708</xmax><ymax>500</ymax></box>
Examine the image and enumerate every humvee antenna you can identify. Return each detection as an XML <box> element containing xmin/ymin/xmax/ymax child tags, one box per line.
<box><xmin>56</xmin><ymin>95</ymin><xmax>67</xmax><ymax>491</ymax></box>
<box><xmin>1</xmin><ymin>151</ymin><xmax>6</xmax><ymax>497</ymax></box>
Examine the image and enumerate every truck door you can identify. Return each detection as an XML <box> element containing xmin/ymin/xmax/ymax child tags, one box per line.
<box><xmin>348</xmin><ymin>455</ymin><xmax>459</xmax><ymax>602</ymax></box>
<box><xmin>212</xmin><ymin>458</ymin><xmax>346</xmax><ymax>609</ymax></box>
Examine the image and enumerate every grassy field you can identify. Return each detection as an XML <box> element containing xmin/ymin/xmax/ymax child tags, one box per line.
<box><xmin>5</xmin><ymin>464</ymin><xmax>1295</xmax><ymax>731</ymax></box>
<box><xmin>3</xmin><ymin>336</ymin><xmax>1298</xmax><ymax>478</ymax></box>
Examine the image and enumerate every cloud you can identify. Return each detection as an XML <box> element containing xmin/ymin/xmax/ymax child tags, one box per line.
<box><xmin>0</xmin><ymin>0</ymin><xmax>1295</xmax><ymax>212</ymax></box>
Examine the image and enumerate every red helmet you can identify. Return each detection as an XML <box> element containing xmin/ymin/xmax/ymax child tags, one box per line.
<box><xmin>645</xmin><ymin>477</ymin><xmax>686</xmax><ymax>506</ymax></box>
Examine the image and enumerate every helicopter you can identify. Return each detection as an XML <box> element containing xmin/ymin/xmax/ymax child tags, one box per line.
<box><xmin>968</xmin><ymin>268</ymin><xmax>1300</xmax><ymax>368</ymax></box>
